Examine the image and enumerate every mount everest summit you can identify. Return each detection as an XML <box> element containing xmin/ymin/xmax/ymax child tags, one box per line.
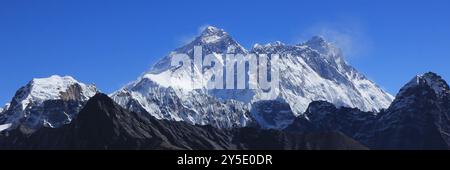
<box><xmin>111</xmin><ymin>26</ymin><xmax>393</xmax><ymax>129</ymax></box>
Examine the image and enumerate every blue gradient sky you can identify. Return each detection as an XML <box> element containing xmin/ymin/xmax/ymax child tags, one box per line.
<box><xmin>1</xmin><ymin>0</ymin><xmax>450</xmax><ymax>105</ymax></box>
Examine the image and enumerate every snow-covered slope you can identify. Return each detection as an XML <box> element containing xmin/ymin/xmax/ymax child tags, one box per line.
<box><xmin>111</xmin><ymin>26</ymin><xmax>393</xmax><ymax>129</ymax></box>
<box><xmin>250</xmin><ymin>36</ymin><xmax>393</xmax><ymax>115</ymax></box>
<box><xmin>0</xmin><ymin>123</ymin><xmax>11</xmax><ymax>132</ymax></box>
<box><xmin>0</xmin><ymin>75</ymin><xmax>97</xmax><ymax>134</ymax></box>
<box><xmin>111</xmin><ymin>79</ymin><xmax>253</xmax><ymax>128</ymax></box>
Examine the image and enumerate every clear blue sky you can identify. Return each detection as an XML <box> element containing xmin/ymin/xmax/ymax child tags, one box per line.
<box><xmin>1</xmin><ymin>0</ymin><xmax>450</xmax><ymax>105</ymax></box>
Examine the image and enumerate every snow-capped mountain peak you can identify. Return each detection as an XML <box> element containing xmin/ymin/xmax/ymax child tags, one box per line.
<box><xmin>112</xmin><ymin>27</ymin><xmax>394</xmax><ymax>129</ymax></box>
<box><xmin>401</xmin><ymin>72</ymin><xmax>450</xmax><ymax>97</ymax></box>
<box><xmin>266</xmin><ymin>41</ymin><xmax>285</xmax><ymax>47</ymax></box>
<box><xmin>302</xmin><ymin>36</ymin><xmax>343</xmax><ymax>62</ymax></box>
<box><xmin>303</xmin><ymin>36</ymin><xmax>332</xmax><ymax>52</ymax></box>
<box><xmin>150</xmin><ymin>26</ymin><xmax>246</xmax><ymax>74</ymax></box>
<box><xmin>24</xmin><ymin>75</ymin><xmax>95</xmax><ymax>106</ymax></box>
<box><xmin>199</xmin><ymin>26</ymin><xmax>229</xmax><ymax>43</ymax></box>
<box><xmin>305</xmin><ymin>36</ymin><xmax>327</xmax><ymax>47</ymax></box>
<box><xmin>0</xmin><ymin>75</ymin><xmax>97</xmax><ymax>133</ymax></box>
<box><xmin>179</xmin><ymin>25</ymin><xmax>245</xmax><ymax>52</ymax></box>
<box><xmin>202</xmin><ymin>25</ymin><xmax>224</xmax><ymax>34</ymax></box>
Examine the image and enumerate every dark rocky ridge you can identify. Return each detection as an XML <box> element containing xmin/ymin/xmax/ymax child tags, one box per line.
<box><xmin>372</xmin><ymin>72</ymin><xmax>450</xmax><ymax>149</ymax></box>
<box><xmin>0</xmin><ymin>93</ymin><xmax>367</xmax><ymax>150</ymax></box>
<box><xmin>286</xmin><ymin>72</ymin><xmax>450</xmax><ymax>149</ymax></box>
<box><xmin>3</xmin><ymin>71</ymin><xmax>448</xmax><ymax>150</ymax></box>
<box><xmin>285</xmin><ymin>101</ymin><xmax>377</xmax><ymax>146</ymax></box>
